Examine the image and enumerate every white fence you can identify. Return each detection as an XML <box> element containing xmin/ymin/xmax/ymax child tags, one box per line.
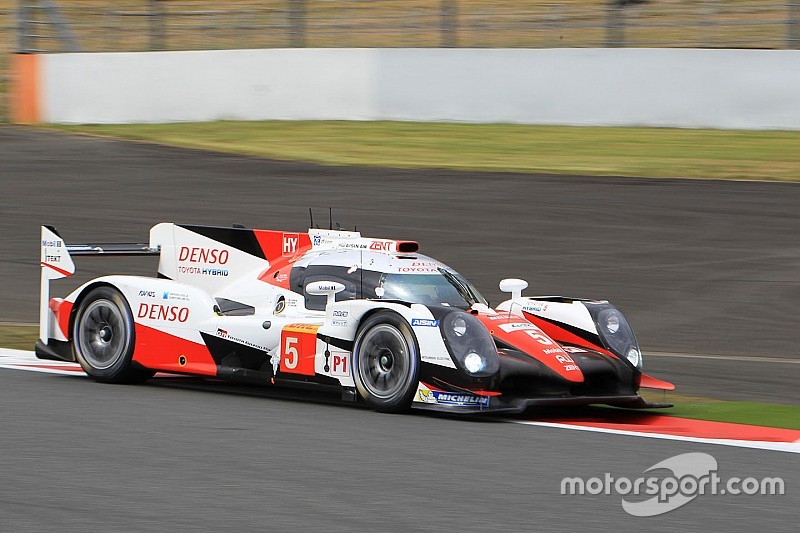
<box><xmin>38</xmin><ymin>48</ymin><xmax>800</xmax><ymax>130</ymax></box>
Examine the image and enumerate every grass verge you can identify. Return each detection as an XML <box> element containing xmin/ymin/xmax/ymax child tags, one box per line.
<box><xmin>51</xmin><ymin>121</ymin><xmax>800</xmax><ymax>181</ymax></box>
<box><xmin>2</xmin><ymin>325</ymin><xmax>797</xmax><ymax>428</ymax></box>
<box><xmin>0</xmin><ymin>325</ymin><xmax>38</xmax><ymax>351</ymax></box>
<box><xmin>639</xmin><ymin>391</ymin><xmax>800</xmax><ymax>430</ymax></box>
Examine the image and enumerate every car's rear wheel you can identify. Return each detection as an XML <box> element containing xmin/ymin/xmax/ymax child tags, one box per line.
<box><xmin>72</xmin><ymin>286</ymin><xmax>153</xmax><ymax>384</ymax></box>
<box><xmin>352</xmin><ymin>311</ymin><xmax>420</xmax><ymax>413</ymax></box>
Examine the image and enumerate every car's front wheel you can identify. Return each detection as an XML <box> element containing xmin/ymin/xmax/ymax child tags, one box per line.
<box><xmin>352</xmin><ymin>311</ymin><xmax>420</xmax><ymax>413</ymax></box>
<box><xmin>72</xmin><ymin>286</ymin><xmax>154</xmax><ymax>384</ymax></box>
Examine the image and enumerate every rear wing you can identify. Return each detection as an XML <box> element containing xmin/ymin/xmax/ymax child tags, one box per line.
<box><xmin>39</xmin><ymin>225</ymin><xmax>160</xmax><ymax>344</ymax></box>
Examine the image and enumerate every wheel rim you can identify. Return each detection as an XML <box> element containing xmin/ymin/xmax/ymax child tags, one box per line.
<box><xmin>357</xmin><ymin>324</ymin><xmax>411</xmax><ymax>400</ymax></box>
<box><xmin>77</xmin><ymin>299</ymin><xmax>127</xmax><ymax>370</ymax></box>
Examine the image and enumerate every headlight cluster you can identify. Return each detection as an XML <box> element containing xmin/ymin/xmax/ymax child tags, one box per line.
<box><xmin>440</xmin><ymin>311</ymin><xmax>499</xmax><ymax>377</ymax></box>
<box><xmin>586</xmin><ymin>303</ymin><xmax>643</xmax><ymax>370</ymax></box>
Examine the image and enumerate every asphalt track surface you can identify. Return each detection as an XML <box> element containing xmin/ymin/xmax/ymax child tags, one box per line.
<box><xmin>0</xmin><ymin>126</ymin><xmax>798</xmax><ymax>531</ymax></box>
<box><xmin>1</xmin><ymin>125</ymin><xmax>798</xmax><ymax>403</ymax></box>
<box><xmin>1</xmin><ymin>369</ymin><xmax>797</xmax><ymax>533</ymax></box>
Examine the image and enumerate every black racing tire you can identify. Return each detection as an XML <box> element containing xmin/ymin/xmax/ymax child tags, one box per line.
<box><xmin>352</xmin><ymin>311</ymin><xmax>420</xmax><ymax>413</ymax></box>
<box><xmin>72</xmin><ymin>286</ymin><xmax>154</xmax><ymax>384</ymax></box>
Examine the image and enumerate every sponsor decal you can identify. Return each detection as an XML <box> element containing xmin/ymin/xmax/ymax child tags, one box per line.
<box><xmin>411</xmin><ymin>318</ymin><xmax>439</xmax><ymax>327</ymax></box>
<box><xmin>337</xmin><ymin>242</ymin><xmax>368</xmax><ymax>250</ymax></box>
<box><xmin>137</xmin><ymin>303</ymin><xmax>189</xmax><ymax>322</ymax></box>
<box><xmin>312</xmin><ymin>234</ymin><xmax>322</xmax><ymax>246</ymax></box>
<box><xmin>419</xmin><ymin>389</ymin><xmax>490</xmax><ymax>407</ymax></box>
<box><xmin>215</xmin><ymin>328</ymin><xmax>269</xmax><ymax>351</ymax></box>
<box><xmin>41</xmin><ymin>239</ymin><xmax>63</xmax><ymax>248</ymax></box>
<box><xmin>282</xmin><ymin>233</ymin><xmax>299</xmax><ymax>256</ymax></box>
<box><xmin>161</xmin><ymin>290</ymin><xmax>190</xmax><ymax>301</ymax></box>
<box><xmin>498</xmin><ymin>322</ymin><xmax>537</xmax><ymax>333</ymax></box>
<box><xmin>138</xmin><ymin>290</ymin><xmax>156</xmax><ymax>298</ymax></box>
<box><xmin>369</xmin><ymin>240</ymin><xmax>392</xmax><ymax>251</ymax></box>
<box><xmin>177</xmin><ymin>265</ymin><xmax>229</xmax><ymax>276</ymax></box>
<box><xmin>178</xmin><ymin>247</ymin><xmax>229</xmax><ymax>264</ymax></box>
<box><xmin>563</xmin><ymin>346</ymin><xmax>588</xmax><ymax>353</ymax></box>
<box><xmin>555</xmin><ymin>353</ymin><xmax>580</xmax><ymax>372</ymax></box>
<box><xmin>524</xmin><ymin>303</ymin><xmax>549</xmax><ymax>313</ymax></box>
<box><xmin>331</xmin><ymin>320</ymin><xmax>348</xmax><ymax>327</ymax></box>
<box><xmin>332</xmin><ymin>310</ymin><xmax>348</xmax><ymax>318</ymax></box>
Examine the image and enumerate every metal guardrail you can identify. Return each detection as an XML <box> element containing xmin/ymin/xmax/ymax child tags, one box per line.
<box><xmin>12</xmin><ymin>1</ymin><xmax>800</xmax><ymax>52</ymax></box>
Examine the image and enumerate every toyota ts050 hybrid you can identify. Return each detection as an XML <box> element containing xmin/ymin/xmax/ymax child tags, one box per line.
<box><xmin>36</xmin><ymin>223</ymin><xmax>674</xmax><ymax>414</ymax></box>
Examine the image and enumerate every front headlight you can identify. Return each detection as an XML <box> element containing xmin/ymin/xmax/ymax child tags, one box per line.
<box><xmin>585</xmin><ymin>303</ymin><xmax>643</xmax><ymax>370</ymax></box>
<box><xmin>440</xmin><ymin>311</ymin><xmax>499</xmax><ymax>377</ymax></box>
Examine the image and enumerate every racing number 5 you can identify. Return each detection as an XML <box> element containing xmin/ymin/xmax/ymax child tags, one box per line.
<box><xmin>283</xmin><ymin>336</ymin><xmax>299</xmax><ymax>369</ymax></box>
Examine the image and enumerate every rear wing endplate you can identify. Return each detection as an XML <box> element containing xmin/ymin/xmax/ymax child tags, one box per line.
<box><xmin>39</xmin><ymin>225</ymin><xmax>160</xmax><ymax>344</ymax></box>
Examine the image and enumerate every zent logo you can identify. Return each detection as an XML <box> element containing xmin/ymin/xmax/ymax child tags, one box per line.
<box><xmin>178</xmin><ymin>247</ymin><xmax>229</xmax><ymax>264</ymax></box>
<box><xmin>282</xmin><ymin>233</ymin><xmax>299</xmax><ymax>256</ymax></box>
<box><xmin>370</xmin><ymin>240</ymin><xmax>392</xmax><ymax>251</ymax></box>
<box><xmin>411</xmin><ymin>318</ymin><xmax>439</xmax><ymax>327</ymax></box>
<box><xmin>137</xmin><ymin>303</ymin><xmax>189</xmax><ymax>322</ymax></box>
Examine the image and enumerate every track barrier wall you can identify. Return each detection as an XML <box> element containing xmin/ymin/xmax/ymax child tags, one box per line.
<box><xmin>10</xmin><ymin>48</ymin><xmax>800</xmax><ymax>130</ymax></box>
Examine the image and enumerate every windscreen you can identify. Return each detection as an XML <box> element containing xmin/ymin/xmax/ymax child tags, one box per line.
<box><xmin>376</xmin><ymin>269</ymin><xmax>487</xmax><ymax>308</ymax></box>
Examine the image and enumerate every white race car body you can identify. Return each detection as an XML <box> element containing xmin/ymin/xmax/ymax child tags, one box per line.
<box><xmin>37</xmin><ymin>223</ymin><xmax>674</xmax><ymax>414</ymax></box>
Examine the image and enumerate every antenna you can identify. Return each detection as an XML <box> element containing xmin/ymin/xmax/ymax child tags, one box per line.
<box><xmin>308</xmin><ymin>208</ymin><xmax>314</xmax><ymax>229</ymax></box>
<box><xmin>329</xmin><ymin>207</ymin><xmax>333</xmax><ymax>230</ymax></box>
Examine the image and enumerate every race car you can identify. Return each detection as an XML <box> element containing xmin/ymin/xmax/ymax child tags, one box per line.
<box><xmin>36</xmin><ymin>222</ymin><xmax>674</xmax><ymax>414</ymax></box>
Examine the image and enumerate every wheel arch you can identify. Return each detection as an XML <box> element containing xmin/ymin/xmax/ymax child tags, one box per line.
<box><xmin>67</xmin><ymin>280</ymin><xmax>123</xmax><ymax>341</ymax></box>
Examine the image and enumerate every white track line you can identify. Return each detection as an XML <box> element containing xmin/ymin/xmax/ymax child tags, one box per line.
<box><xmin>0</xmin><ymin>347</ymin><xmax>86</xmax><ymax>376</ymax></box>
<box><xmin>512</xmin><ymin>420</ymin><xmax>800</xmax><ymax>454</ymax></box>
<box><xmin>645</xmin><ymin>351</ymin><xmax>799</xmax><ymax>364</ymax></box>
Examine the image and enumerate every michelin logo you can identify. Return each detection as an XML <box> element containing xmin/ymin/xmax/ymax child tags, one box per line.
<box><xmin>411</xmin><ymin>318</ymin><xmax>439</xmax><ymax>327</ymax></box>
<box><xmin>419</xmin><ymin>389</ymin><xmax>490</xmax><ymax>407</ymax></box>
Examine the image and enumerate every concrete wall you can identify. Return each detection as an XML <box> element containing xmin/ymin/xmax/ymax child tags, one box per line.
<box><xmin>18</xmin><ymin>48</ymin><xmax>800</xmax><ymax>129</ymax></box>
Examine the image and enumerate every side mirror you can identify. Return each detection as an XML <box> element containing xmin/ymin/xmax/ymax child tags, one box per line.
<box><xmin>499</xmin><ymin>278</ymin><xmax>528</xmax><ymax>300</ymax></box>
<box><xmin>305</xmin><ymin>281</ymin><xmax>345</xmax><ymax>307</ymax></box>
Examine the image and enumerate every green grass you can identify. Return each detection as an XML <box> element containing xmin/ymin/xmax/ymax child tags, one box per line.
<box><xmin>2</xmin><ymin>325</ymin><xmax>797</xmax><ymax>428</ymax></box>
<box><xmin>52</xmin><ymin>121</ymin><xmax>800</xmax><ymax>181</ymax></box>
<box><xmin>638</xmin><ymin>391</ymin><xmax>800</xmax><ymax>430</ymax></box>
<box><xmin>0</xmin><ymin>325</ymin><xmax>38</xmax><ymax>351</ymax></box>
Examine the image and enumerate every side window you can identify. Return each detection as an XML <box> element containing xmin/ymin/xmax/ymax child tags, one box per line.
<box><xmin>291</xmin><ymin>265</ymin><xmax>360</xmax><ymax>311</ymax></box>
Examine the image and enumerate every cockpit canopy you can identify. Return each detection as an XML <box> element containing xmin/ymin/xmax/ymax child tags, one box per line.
<box><xmin>290</xmin><ymin>250</ymin><xmax>487</xmax><ymax>310</ymax></box>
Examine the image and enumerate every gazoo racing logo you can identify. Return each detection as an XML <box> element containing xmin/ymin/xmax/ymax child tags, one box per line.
<box><xmin>137</xmin><ymin>303</ymin><xmax>189</xmax><ymax>323</ymax></box>
<box><xmin>411</xmin><ymin>318</ymin><xmax>439</xmax><ymax>327</ymax></box>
